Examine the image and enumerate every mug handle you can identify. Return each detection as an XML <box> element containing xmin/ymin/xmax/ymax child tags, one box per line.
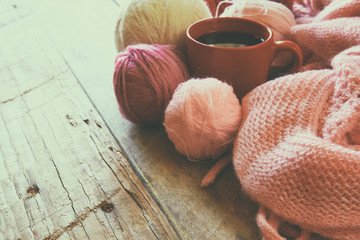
<box><xmin>273</xmin><ymin>41</ymin><xmax>303</xmax><ymax>73</ymax></box>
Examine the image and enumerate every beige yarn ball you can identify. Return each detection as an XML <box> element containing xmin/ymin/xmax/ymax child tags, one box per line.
<box><xmin>114</xmin><ymin>0</ymin><xmax>212</xmax><ymax>52</ymax></box>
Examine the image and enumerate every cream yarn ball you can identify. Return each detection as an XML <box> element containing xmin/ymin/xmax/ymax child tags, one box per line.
<box><xmin>114</xmin><ymin>0</ymin><xmax>212</xmax><ymax>52</ymax></box>
<box><xmin>164</xmin><ymin>78</ymin><xmax>242</xmax><ymax>161</ymax></box>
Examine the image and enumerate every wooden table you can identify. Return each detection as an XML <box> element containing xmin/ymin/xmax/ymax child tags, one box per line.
<box><xmin>0</xmin><ymin>0</ymin><xmax>260</xmax><ymax>239</ymax></box>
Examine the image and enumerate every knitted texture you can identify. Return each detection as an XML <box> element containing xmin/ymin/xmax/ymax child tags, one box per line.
<box><xmin>313</xmin><ymin>0</ymin><xmax>360</xmax><ymax>21</ymax></box>
<box><xmin>292</xmin><ymin>0</ymin><xmax>333</xmax><ymax>21</ymax></box>
<box><xmin>234</xmin><ymin>64</ymin><xmax>360</xmax><ymax>240</ymax></box>
<box><xmin>292</xmin><ymin>17</ymin><xmax>360</xmax><ymax>62</ymax></box>
<box><xmin>319</xmin><ymin>46</ymin><xmax>360</xmax><ymax>148</ymax></box>
<box><xmin>292</xmin><ymin>0</ymin><xmax>360</xmax><ymax>21</ymax></box>
<box><xmin>232</xmin><ymin>1</ymin><xmax>360</xmax><ymax>239</ymax></box>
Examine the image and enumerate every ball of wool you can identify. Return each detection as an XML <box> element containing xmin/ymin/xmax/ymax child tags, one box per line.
<box><xmin>203</xmin><ymin>0</ymin><xmax>229</xmax><ymax>16</ymax></box>
<box><xmin>220</xmin><ymin>0</ymin><xmax>296</xmax><ymax>66</ymax></box>
<box><xmin>114</xmin><ymin>0</ymin><xmax>212</xmax><ymax>52</ymax></box>
<box><xmin>270</xmin><ymin>0</ymin><xmax>293</xmax><ymax>10</ymax></box>
<box><xmin>113</xmin><ymin>44</ymin><xmax>189</xmax><ymax>125</ymax></box>
<box><xmin>163</xmin><ymin>78</ymin><xmax>242</xmax><ymax>161</ymax></box>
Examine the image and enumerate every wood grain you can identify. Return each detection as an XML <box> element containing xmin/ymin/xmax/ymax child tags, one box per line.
<box><xmin>26</xmin><ymin>0</ymin><xmax>260</xmax><ymax>239</ymax></box>
<box><xmin>0</xmin><ymin>1</ymin><xmax>178</xmax><ymax>239</ymax></box>
<box><xmin>1</xmin><ymin>0</ymin><xmax>261</xmax><ymax>239</ymax></box>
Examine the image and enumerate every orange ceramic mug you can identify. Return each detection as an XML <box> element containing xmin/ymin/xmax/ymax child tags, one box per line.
<box><xmin>186</xmin><ymin>17</ymin><xmax>303</xmax><ymax>100</ymax></box>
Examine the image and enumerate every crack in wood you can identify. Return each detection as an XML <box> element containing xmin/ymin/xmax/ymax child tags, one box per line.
<box><xmin>110</xmin><ymin>152</ymin><xmax>176</xmax><ymax>239</ymax></box>
<box><xmin>1</xmin><ymin>96</ymin><xmax>16</xmax><ymax>104</ymax></box>
<box><xmin>88</xmin><ymin>135</ymin><xmax>170</xmax><ymax>239</ymax></box>
<box><xmin>47</xmin><ymin>156</ymin><xmax>92</xmax><ymax>239</ymax></box>
<box><xmin>1</xmin><ymin>2</ymin><xmax>182</xmax><ymax>239</ymax></box>
<box><xmin>1</xmin><ymin>70</ymin><xmax>66</xmax><ymax>104</ymax></box>
<box><xmin>112</xmin><ymin>0</ymin><xmax>120</xmax><ymax>7</ymax></box>
<box><xmin>101</xmin><ymin>203</ymin><xmax>119</xmax><ymax>239</ymax></box>
<box><xmin>92</xmin><ymin>175</ymin><xmax>126</xmax><ymax>235</ymax></box>
<box><xmin>94</xmin><ymin>120</ymin><xmax>102</xmax><ymax>128</ymax></box>
<box><xmin>124</xmin><ymin>189</ymin><xmax>143</xmax><ymax>211</ymax></box>
<box><xmin>43</xmin><ymin>188</ymin><xmax>122</xmax><ymax>240</ymax></box>
<box><xmin>77</xmin><ymin>179</ymin><xmax>91</xmax><ymax>203</ymax></box>
<box><xmin>47</xmin><ymin>154</ymin><xmax>92</xmax><ymax>238</ymax></box>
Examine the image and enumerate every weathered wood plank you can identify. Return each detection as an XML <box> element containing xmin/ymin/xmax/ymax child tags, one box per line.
<box><xmin>0</xmin><ymin>2</ymin><xmax>178</xmax><ymax>239</ymax></box>
<box><xmin>8</xmin><ymin>0</ymin><xmax>260</xmax><ymax>239</ymax></box>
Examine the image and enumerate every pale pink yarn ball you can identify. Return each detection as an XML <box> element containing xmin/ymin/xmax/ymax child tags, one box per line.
<box><xmin>164</xmin><ymin>78</ymin><xmax>242</xmax><ymax>161</ymax></box>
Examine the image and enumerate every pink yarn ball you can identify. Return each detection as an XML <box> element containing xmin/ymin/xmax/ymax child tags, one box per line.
<box><xmin>113</xmin><ymin>44</ymin><xmax>189</xmax><ymax>125</ymax></box>
<box><xmin>164</xmin><ymin>78</ymin><xmax>242</xmax><ymax>161</ymax></box>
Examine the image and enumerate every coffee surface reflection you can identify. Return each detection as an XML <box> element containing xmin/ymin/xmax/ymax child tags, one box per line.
<box><xmin>197</xmin><ymin>31</ymin><xmax>264</xmax><ymax>48</ymax></box>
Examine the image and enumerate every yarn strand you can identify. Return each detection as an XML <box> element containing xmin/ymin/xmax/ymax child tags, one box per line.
<box><xmin>201</xmin><ymin>152</ymin><xmax>232</xmax><ymax>187</ymax></box>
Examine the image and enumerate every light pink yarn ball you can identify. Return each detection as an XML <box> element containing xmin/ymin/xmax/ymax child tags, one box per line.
<box><xmin>164</xmin><ymin>78</ymin><xmax>242</xmax><ymax>161</ymax></box>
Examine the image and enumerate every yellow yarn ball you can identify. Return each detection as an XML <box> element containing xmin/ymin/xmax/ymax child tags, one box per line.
<box><xmin>114</xmin><ymin>0</ymin><xmax>212</xmax><ymax>52</ymax></box>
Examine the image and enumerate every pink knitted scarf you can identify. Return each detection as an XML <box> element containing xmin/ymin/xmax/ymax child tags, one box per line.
<box><xmin>231</xmin><ymin>1</ymin><xmax>360</xmax><ymax>239</ymax></box>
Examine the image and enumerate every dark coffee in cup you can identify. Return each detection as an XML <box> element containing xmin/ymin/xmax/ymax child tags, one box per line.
<box><xmin>197</xmin><ymin>31</ymin><xmax>264</xmax><ymax>48</ymax></box>
<box><xmin>186</xmin><ymin>17</ymin><xmax>303</xmax><ymax>100</ymax></box>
